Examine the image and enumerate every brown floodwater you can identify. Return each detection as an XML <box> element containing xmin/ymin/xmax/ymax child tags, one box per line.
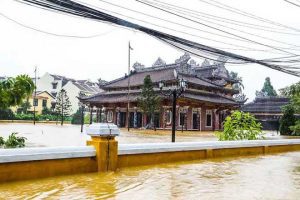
<box><xmin>1</xmin><ymin>152</ymin><xmax>300</xmax><ymax>200</ymax></box>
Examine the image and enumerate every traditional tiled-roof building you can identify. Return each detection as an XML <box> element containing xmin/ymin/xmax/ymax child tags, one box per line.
<box><xmin>241</xmin><ymin>97</ymin><xmax>290</xmax><ymax>130</ymax></box>
<box><xmin>80</xmin><ymin>53</ymin><xmax>243</xmax><ymax>131</ymax></box>
<box><xmin>36</xmin><ymin>72</ymin><xmax>102</xmax><ymax>113</ymax></box>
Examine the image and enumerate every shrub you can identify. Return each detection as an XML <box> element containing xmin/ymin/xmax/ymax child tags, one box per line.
<box><xmin>279</xmin><ymin>104</ymin><xmax>296</xmax><ymax>135</ymax></box>
<box><xmin>0</xmin><ymin>108</ymin><xmax>15</xmax><ymax>120</ymax></box>
<box><xmin>0</xmin><ymin>136</ymin><xmax>4</xmax><ymax>147</ymax></box>
<box><xmin>215</xmin><ymin>111</ymin><xmax>263</xmax><ymax>141</ymax></box>
<box><xmin>289</xmin><ymin>120</ymin><xmax>300</xmax><ymax>136</ymax></box>
<box><xmin>4</xmin><ymin>132</ymin><xmax>27</xmax><ymax>148</ymax></box>
<box><xmin>71</xmin><ymin>109</ymin><xmax>82</xmax><ymax>124</ymax></box>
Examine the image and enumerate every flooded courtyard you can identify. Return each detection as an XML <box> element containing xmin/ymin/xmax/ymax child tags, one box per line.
<box><xmin>0</xmin><ymin>123</ymin><xmax>219</xmax><ymax>147</ymax></box>
<box><xmin>1</xmin><ymin>151</ymin><xmax>300</xmax><ymax>199</ymax></box>
<box><xmin>0</xmin><ymin>123</ymin><xmax>284</xmax><ymax>147</ymax></box>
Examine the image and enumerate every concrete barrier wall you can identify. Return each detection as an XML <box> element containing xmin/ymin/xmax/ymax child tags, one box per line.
<box><xmin>0</xmin><ymin>146</ymin><xmax>97</xmax><ymax>182</ymax></box>
<box><xmin>117</xmin><ymin>140</ymin><xmax>300</xmax><ymax>167</ymax></box>
<box><xmin>1</xmin><ymin>139</ymin><xmax>300</xmax><ymax>182</ymax></box>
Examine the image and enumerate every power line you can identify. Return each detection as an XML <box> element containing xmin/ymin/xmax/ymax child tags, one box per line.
<box><xmin>136</xmin><ymin>0</ymin><xmax>299</xmax><ymax>56</ymax></box>
<box><xmin>14</xmin><ymin>0</ymin><xmax>300</xmax><ymax>76</ymax></box>
<box><xmin>0</xmin><ymin>11</ymin><xmax>113</xmax><ymax>38</ymax></box>
<box><xmin>284</xmin><ymin>0</ymin><xmax>300</xmax><ymax>8</ymax></box>
<box><xmin>151</xmin><ymin>0</ymin><xmax>300</xmax><ymax>36</ymax></box>
<box><xmin>197</xmin><ymin>0</ymin><xmax>300</xmax><ymax>32</ymax></box>
<box><xmin>97</xmin><ymin>0</ymin><xmax>300</xmax><ymax>54</ymax></box>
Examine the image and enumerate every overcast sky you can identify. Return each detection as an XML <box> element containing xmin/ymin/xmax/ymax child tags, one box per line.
<box><xmin>0</xmin><ymin>0</ymin><xmax>300</xmax><ymax>101</ymax></box>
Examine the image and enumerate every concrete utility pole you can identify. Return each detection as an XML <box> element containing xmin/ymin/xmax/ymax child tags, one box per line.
<box><xmin>127</xmin><ymin>41</ymin><xmax>133</xmax><ymax>131</ymax></box>
<box><xmin>33</xmin><ymin>66</ymin><xmax>37</xmax><ymax>125</ymax></box>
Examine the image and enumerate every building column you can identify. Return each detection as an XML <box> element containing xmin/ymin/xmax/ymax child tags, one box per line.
<box><xmin>197</xmin><ymin>108</ymin><xmax>201</xmax><ymax>131</ymax></box>
<box><xmin>133</xmin><ymin>108</ymin><xmax>137</xmax><ymax>128</ymax></box>
<box><xmin>99</xmin><ymin>106</ymin><xmax>102</xmax><ymax>123</ymax></box>
<box><xmin>212</xmin><ymin>109</ymin><xmax>216</xmax><ymax>131</ymax></box>
<box><xmin>89</xmin><ymin>106</ymin><xmax>93</xmax><ymax>124</ymax></box>
<box><xmin>96</xmin><ymin>108</ymin><xmax>99</xmax><ymax>123</ymax></box>
<box><xmin>116</xmin><ymin>108</ymin><xmax>120</xmax><ymax>127</ymax></box>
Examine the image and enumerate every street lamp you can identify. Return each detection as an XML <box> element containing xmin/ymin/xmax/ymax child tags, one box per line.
<box><xmin>159</xmin><ymin>76</ymin><xmax>187</xmax><ymax>143</ymax></box>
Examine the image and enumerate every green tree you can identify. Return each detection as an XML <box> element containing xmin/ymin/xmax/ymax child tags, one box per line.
<box><xmin>71</xmin><ymin>108</ymin><xmax>82</xmax><ymax>124</ymax></box>
<box><xmin>0</xmin><ymin>108</ymin><xmax>14</xmax><ymax>120</ymax></box>
<box><xmin>279</xmin><ymin>104</ymin><xmax>297</xmax><ymax>135</ymax></box>
<box><xmin>230</xmin><ymin>71</ymin><xmax>246</xmax><ymax>102</ymax></box>
<box><xmin>280</xmin><ymin>81</ymin><xmax>300</xmax><ymax>113</ymax></box>
<box><xmin>279</xmin><ymin>81</ymin><xmax>300</xmax><ymax>135</ymax></box>
<box><xmin>289</xmin><ymin>120</ymin><xmax>300</xmax><ymax>136</ymax></box>
<box><xmin>215</xmin><ymin>111</ymin><xmax>263</xmax><ymax>141</ymax></box>
<box><xmin>17</xmin><ymin>99</ymin><xmax>31</xmax><ymax>114</ymax></box>
<box><xmin>55</xmin><ymin>89</ymin><xmax>72</xmax><ymax>125</ymax></box>
<box><xmin>0</xmin><ymin>75</ymin><xmax>34</xmax><ymax>109</ymax></box>
<box><xmin>137</xmin><ymin>75</ymin><xmax>161</xmax><ymax>129</ymax></box>
<box><xmin>256</xmin><ymin>77</ymin><xmax>277</xmax><ymax>97</ymax></box>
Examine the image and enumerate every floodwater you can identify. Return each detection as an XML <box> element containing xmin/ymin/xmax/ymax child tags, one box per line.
<box><xmin>0</xmin><ymin>123</ymin><xmax>218</xmax><ymax>147</ymax></box>
<box><xmin>0</xmin><ymin>123</ymin><xmax>283</xmax><ymax>147</ymax></box>
<box><xmin>1</xmin><ymin>152</ymin><xmax>300</xmax><ymax>199</ymax></box>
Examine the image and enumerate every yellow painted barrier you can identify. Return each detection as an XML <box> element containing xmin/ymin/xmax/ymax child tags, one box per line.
<box><xmin>1</xmin><ymin>139</ymin><xmax>300</xmax><ymax>183</ymax></box>
<box><xmin>0</xmin><ymin>157</ymin><xmax>97</xmax><ymax>182</ymax></box>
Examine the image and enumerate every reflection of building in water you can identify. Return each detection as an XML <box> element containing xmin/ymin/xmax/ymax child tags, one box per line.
<box><xmin>241</xmin><ymin>97</ymin><xmax>292</xmax><ymax>130</ymax></box>
<box><xmin>80</xmin><ymin>53</ymin><xmax>243</xmax><ymax>131</ymax></box>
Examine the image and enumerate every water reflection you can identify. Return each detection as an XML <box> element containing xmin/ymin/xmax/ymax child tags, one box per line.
<box><xmin>1</xmin><ymin>152</ymin><xmax>300</xmax><ymax>199</ymax></box>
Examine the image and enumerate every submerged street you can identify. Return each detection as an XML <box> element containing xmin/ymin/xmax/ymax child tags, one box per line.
<box><xmin>1</xmin><ymin>151</ymin><xmax>300</xmax><ymax>199</ymax></box>
<box><xmin>0</xmin><ymin>123</ymin><xmax>284</xmax><ymax>147</ymax></box>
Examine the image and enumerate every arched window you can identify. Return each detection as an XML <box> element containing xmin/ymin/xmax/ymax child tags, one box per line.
<box><xmin>166</xmin><ymin>110</ymin><xmax>172</xmax><ymax>125</ymax></box>
<box><xmin>107</xmin><ymin>110</ymin><xmax>113</xmax><ymax>122</ymax></box>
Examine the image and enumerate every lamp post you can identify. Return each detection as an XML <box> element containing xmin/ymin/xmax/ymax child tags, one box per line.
<box><xmin>159</xmin><ymin>76</ymin><xmax>187</xmax><ymax>143</ymax></box>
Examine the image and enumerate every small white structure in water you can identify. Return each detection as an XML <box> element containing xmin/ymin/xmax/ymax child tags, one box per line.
<box><xmin>86</xmin><ymin>123</ymin><xmax>120</xmax><ymax>137</ymax></box>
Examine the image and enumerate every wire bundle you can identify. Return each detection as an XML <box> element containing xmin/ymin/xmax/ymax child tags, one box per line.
<box><xmin>16</xmin><ymin>0</ymin><xmax>300</xmax><ymax>77</ymax></box>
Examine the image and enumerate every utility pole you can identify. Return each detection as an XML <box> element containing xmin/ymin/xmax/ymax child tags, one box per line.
<box><xmin>33</xmin><ymin>66</ymin><xmax>37</xmax><ymax>125</ymax></box>
<box><xmin>127</xmin><ymin>41</ymin><xmax>133</xmax><ymax>131</ymax></box>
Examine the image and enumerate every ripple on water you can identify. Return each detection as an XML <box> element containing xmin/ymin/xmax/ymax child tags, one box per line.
<box><xmin>1</xmin><ymin>152</ymin><xmax>300</xmax><ymax>200</ymax></box>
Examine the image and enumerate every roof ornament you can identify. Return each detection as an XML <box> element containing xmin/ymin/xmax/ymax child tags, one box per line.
<box><xmin>213</xmin><ymin>79</ymin><xmax>227</xmax><ymax>86</ymax></box>
<box><xmin>213</xmin><ymin>55</ymin><xmax>228</xmax><ymax>66</ymax></box>
<box><xmin>152</xmin><ymin>57</ymin><xmax>166</xmax><ymax>67</ymax></box>
<box><xmin>212</xmin><ymin>56</ymin><xmax>230</xmax><ymax>78</ymax></box>
<box><xmin>132</xmin><ymin>62</ymin><xmax>145</xmax><ymax>71</ymax></box>
<box><xmin>175</xmin><ymin>52</ymin><xmax>191</xmax><ymax>64</ymax></box>
<box><xmin>189</xmin><ymin>59</ymin><xmax>200</xmax><ymax>68</ymax></box>
<box><xmin>200</xmin><ymin>59</ymin><xmax>210</xmax><ymax>68</ymax></box>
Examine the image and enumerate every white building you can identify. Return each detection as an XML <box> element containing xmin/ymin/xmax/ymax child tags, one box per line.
<box><xmin>36</xmin><ymin>72</ymin><xmax>102</xmax><ymax>113</ymax></box>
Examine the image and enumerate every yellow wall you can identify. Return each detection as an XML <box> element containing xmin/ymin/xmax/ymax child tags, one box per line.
<box><xmin>0</xmin><ymin>157</ymin><xmax>97</xmax><ymax>183</ymax></box>
<box><xmin>1</xmin><ymin>142</ymin><xmax>300</xmax><ymax>183</ymax></box>
<box><xmin>11</xmin><ymin>92</ymin><xmax>54</xmax><ymax>114</ymax></box>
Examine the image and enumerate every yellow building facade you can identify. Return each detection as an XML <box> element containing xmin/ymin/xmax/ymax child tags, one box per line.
<box><xmin>12</xmin><ymin>91</ymin><xmax>55</xmax><ymax>114</ymax></box>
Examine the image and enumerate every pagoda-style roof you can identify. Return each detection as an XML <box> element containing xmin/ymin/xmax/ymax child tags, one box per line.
<box><xmin>102</xmin><ymin>63</ymin><xmax>238</xmax><ymax>94</ymax></box>
<box><xmin>241</xmin><ymin>97</ymin><xmax>290</xmax><ymax>114</ymax></box>
<box><xmin>80</xmin><ymin>88</ymin><xmax>239</xmax><ymax>106</ymax></box>
<box><xmin>80</xmin><ymin>53</ymin><xmax>241</xmax><ymax>107</ymax></box>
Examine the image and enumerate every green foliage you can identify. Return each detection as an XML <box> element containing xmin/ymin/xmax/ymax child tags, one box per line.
<box><xmin>71</xmin><ymin>109</ymin><xmax>82</xmax><ymax>124</ymax></box>
<box><xmin>279</xmin><ymin>105</ymin><xmax>297</xmax><ymax>135</ymax></box>
<box><xmin>3</xmin><ymin>132</ymin><xmax>27</xmax><ymax>148</ymax></box>
<box><xmin>84</xmin><ymin>114</ymin><xmax>97</xmax><ymax>124</ymax></box>
<box><xmin>229</xmin><ymin>71</ymin><xmax>246</xmax><ymax>102</ymax></box>
<box><xmin>17</xmin><ymin>99</ymin><xmax>32</xmax><ymax>114</ymax></box>
<box><xmin>280</xmin><ymin>81</ymin><xmax>300</xmax><ymax>113</ymax></box>
<box><xmin>137</xmin><ymin>75</ymin><xmax>161</xmax><ymax>126</ymax></box>
<box><xmin>0</xmin><ymin>136</ymin><xmax>4</xmax><ymax>147</ymax></box>
<box><xmin>0</xmin><ymin>108</ymin><xmax>15</xmax><ymax>120</ymax></box>
<box><xmin>0</xmin><ymin>75</ymin><xmax>35</xmax><ymax>109</ymax></box>
<box><xmin>42</xmin><ymin>107</ymin><xmax>56</xmax><ymax>115</ymax></box>
<box><xmin>289</xmin><ymin>120</ymin><xmax>300</xmax><ymax>136</ymax></box>
<box><xmin>256</xmin><ymin>77</ymin><xmax>277</xmax><ymax>97</ymax></box>
<box><xmin>215</xmin><ymin>111</ymin><xmax>263</xmax><ymax>141</ymax></box>
<box><xmin>55</xmin><ymin>89</ymin><xmax>72</xmax><ymax>125</ymax></box>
